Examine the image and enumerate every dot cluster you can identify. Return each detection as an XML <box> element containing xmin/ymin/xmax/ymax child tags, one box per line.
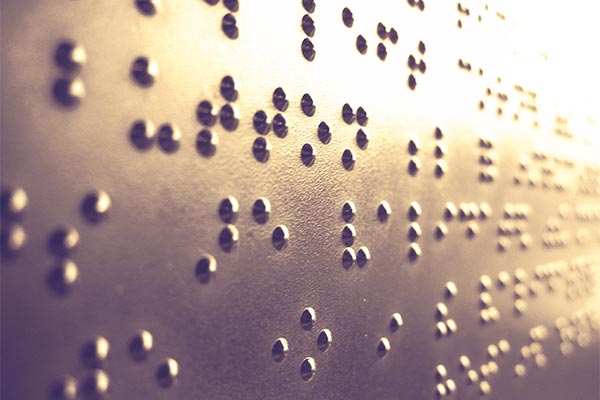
<box><xmin>301</xmin><ymin>0</ymin><xmax>316</xmax><ymax>61</ymax></box>
<box><xmin>52</xmin><ymin>40</ymin><xmax>87</xmax><ymax>107</ymax></box>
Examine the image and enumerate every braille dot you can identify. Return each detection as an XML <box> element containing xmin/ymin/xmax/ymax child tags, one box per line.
<box><xmin>342</xmin><ymin>248</ymin><xmax>355</xmax><ymax>269</ymax></box>
<box><xmin>418</xmin><ymin>40</ymin><xmax>426</xmax><ymax>54</ymax></box>
<box><xmin>408</xmin><ymin>55</ymin><xmax>417</xmax><ymax>70</ymax></box>
<box><xmin>253</xmin><ymin>110</ymin><xmax>271</xmax><ymax>134</ymax></box>
<box><xmin>356</xmin><ymin>107</ymin><xmax>368</xmax><ymax>126</ymax></box>
<box><xmin>1</xmin><ymin>187</ymin><xmax>28</xmax><ymax>218</ymax></box>
<box><xmin>48</xmin><ymin>226</ymin><xmax>79</xmax><ymax>257</ymax></box>
<box><xmin>301</xmin><ymin>307</ymin><xmax>316</xmax><ymax>330</ymax></box>
<box><xmin>272</xmin><ymin>225</ymin><xmax>289</xmax><ymax>250</ymax></box>
<box><xmin>129</xmin><ymin>330</ymin><xmax>153</xmax><ymax>361</ymax></box>
<box><xmin>272</xmin><ymin>114</ymin><xmax>288</xmax><ymax>138</ymax></box>
<box><xmin>301</xmin><ymin>94</ymin><xmax>315</xmax><ymax>116</ymax></box>
<box><xmin>377</xmin><ymin>43</ymin><xmax>387</xmax><ymax>60</ymax></box>
<box><xmin>497</xmin><ymin>271</ymin><xmax>510</xmax><ymax>288</ymax></box>
<box><xmin>446</xmin><ymin>319</ymin><xmax>458</xmax><ymax>334</ymax></box>
<box><xmin>434</xmin><ymin>127</ymin><xmax>444</xmax><ymax>139</ymax></box>
<box><xmin>446</xmin><ymin>379</ymin><xmax>456</xmax><ymax>394</ymax></box>
<box><xmin>376</xmin><ymin>22</ymin><xmax>388</xmax><ymax>39</ymax></box>
<box><xmin>434</xmin><ymin>160</ymin><xmax>448</xmax><ymax>177</ymax></box>
<box><xmin>377</xmin><ymin>337</ymin><xmax>391</xmax><ymax>357</ymax></box>
<box><xmin>487</xmin><ymin>344</ymin><xmax>499</xmax><ymax>359</ymax></box>
<box><xmin>466</xmin><ymin>221</ymin><xmax>479</xmax><ymax>238</ymax></box>
<box><xmin>435</xmin><ymin>303</ymin><xmax>448</xmax><ymax>320</ymax></box>
<box><xmin>377</xmin><ymin>201</ymin><xmax>391</xmax><ymax>223</ymax></box>
<box><xmin>271</xmin><ymin>87</ymin><xmax>289</xmax><ymax>112</ymax></box>
<box><xmin>459</xmin><ymin>355</ymin><xmax>471</xmax><ymax>370</ymax></box>
<box><xmin>301</xmin><ymin>38</ymin><xmax>316</xmax><ymax>61</ymax></box>
<box><xmin>218</xmin><ymin>197</ymin><xmax>239</xmax><ymax>224</ymax></box>
<box><xmin>82</xmin><ymin>336</ymin><xmax>110</xmax><ymax>368</ymax></box>
<box><xmin>342</xmin><ymin>7</ymin><xmax>353</xmax><ymax>27</ymax></box>
<box><xmin>50</xmin><ymin>375</ymin><xmax>78</xmax><ymax>400</ymax></box>
<box><xmin>221</xmin><ymin>13</ymin><xmax>239</xmax><ymax>39</ymax></box>
<box><xmin>218</xmin><ymin>224</ymin><xmax>239</xmax><ymax>252</ymax></box>
<box><xmin>341</xmin><ymin>103</ymin><xmax>355</xmax><ymax>124</ymax></box>
<box><xmin>390</xmin><ymin>313</ymin><xmax>404</xmax><ymax>332</ymax></box>
<box><xmin>53</xmin><ymin>77</ymin><xmax>85</xmax><ymax>107</ymax></box>
<box><xmin>467</xmin><ymin>369</ymin><xmax>479</xmax><ymax>384</ymax></box>
<box><xmin>195</xmin><ymin>254</ymin><xmax>217</xmax><ymax>283</ymax></box>
<box><xmin>408</xmin><ymin>201</ymin><xmax>422</xmax><ymax>221</ymax></box>
<box><xmin>302</xmin><ymin>14</ymin><xmax>315</xmax><ymax>37</ymax></box>
<box><xmin>479</xmin><ymin>292</ymin><xmax>493</xmax><ymax>308</ymax></box>
<box><xmin>157</xmin><ymin>123</ymin><xmax>181</xmax><ymax>153</ymax></box>
<box><xmin>131</xmin><ymin>56</ymin><xmax>159</xmax><ymax>87</ymax></box>
<box><xmin>302</xmin><ymin>0</ymin><xmax>315</xmax><ymax>13</ymax></box>
<box><xmin>317</xmin><ymin>122</ymin><xmax>331</xmax><ymax>144</ymax></box>
<box><xmin>435</xmin><ymin>383</ymin><xmax>447</xmax><ymax>398</ymax></box>
<box><xmin>341</xmin><ymin>224</ymin><xmax>356</xmax><ymax>246</ymax></box>
<box><xmin>408</xmin><ymin>242</ymin><xmax>421</xmax><ymax>262</ymax></box>
<box><xmin>408</xmin><ymin>222</ymin><xmax>422</xmax><ymax>241</ymax></box>
<box><xmin>251</xmin><ymin>137</ymin><xmax>271</xmax><ymax>163</ymax></box>
<box><xmin>479</xmin><ymin>381</ymin><xmax>491</xmax><ymax>396</ymax></box>
<box><xmin>480</xmin><ymin>363</ymin><xmax>490</xmax><ymax>376</ymax></box>
<box><xmin>389</xmin><ymin>28</ymin><xmax>398</xmax><ymax>44</ymax></box>
<box><xmin>219</xmin><ymin>75</ymin><xmax>238</xmax><ymax>101</ymax></box>
<box><xmin>317</xmin><ymin>329</ymin><xmax>332</xmax><ymax>351</ymax></box>
<box><xmin>479</xmin><ymin>275</ymin><xmax>493</xmax><ymax>291</ymax></box>
<box><xmin>341</xmin><ymin>201</ymin><xmax>356</xmax><ymax>223</ymax></box>
<box><xmin>444</xmin><ymin>202</ymin><xmax>457</xmax><ymax>220</ymax></box>
<box><xmin>251</xmin><ymin>198</ymin><xmax>271</xmax><ymax>224</ymax></box>
<box><xmin>129</xmin><ymin>120</ymin><xmax>156</xmax><ymax>150</ymax></box>
<box><xmin>55</xmin><ymin>40</ymin><xmax>87</xmax><ymax>71</ymax></box>
<box><xmin>156</xmin><ymin>358</ymin><xmax>179</xmax><ymax>387</ymax></box>
<box><xmin>434</xmin><ymin>143</ymin><xmax>446</xmax><ymax>158</ymax></box>
<box><xmin>223</xmin><ymin>0</ymin><xmax>239</xmax><ymax>12</ymax></box>
<box><xmin>342</xmin><ymin>149</ymin><xmax>355</xmax><ymax>171</ymax></box>
<box><xmin>47</xmin><ymin>258</ymin><xmax>79</xmax><ymax>294</ymax></box>
<box><xmin>219</xmin><ymin>103</ymin><xmax>240</xmax><ymax>131</ymax></box>
<box><xmin>434</xmin><ymin>222</ymin><xmax>448</xmax><ymax>240</ymax></box>
<box><xmin>81</xmin><ymin>190</ymin><xmax>111</xmax><ymax>223</ymax></box>
<box><xmin>354</xmin><ymin>128</ymin><xmax>370</xmax><ymax>150</ymax></box>
<box><xmin>301</xmin><ymin>143</ymin><xmax>316</xmax><ymax>166</ymax></box>
<box><xmin>300</xmin><ymin>357</ymin><xmax>316</xmax><ymax>381</ymax></box>
<box><xmin>498</xmin><ymin>339</ymin><xmax>510</xmax><ymax>354</ymax></box>
<box><xmin>82</xmin><ymin>370</ymin><xmax>110</xmax><ymax>397</ymax></box>
<box><xmin>197</xmin><ymin>100</ymin><xmax>218</xmax><ymax>126</ymax></box>
<box><xmin>356</xmin><ymin>246</ymin><xmax>370</xmax><ymax>268</ymax></box>
<box><xmin>514</xmin><ymin>363</ymin><xmax>527</xmax><ymax>377</ymax></box>
<box><xmin>445</xmin><ymin>281</ymin><xmax>458</xmax><ymax>298</ymax></box>
<box><xmin>356</xmin><ymin>35</ymin><xmax>368</xmax><ymax>54</ymax></box>
<box><xmin>418</xmin><ymin>60</ymin><xmax>427</xmax><ymax>74</ymax></box>
<box><xmin>135</xmin><ymin>0</ymin><xmax>161</xmax><ymax>15</ymax></box>
<box><xmin>435</xmin><ymin>364</ymin><xmax>447</xmax><ymax>380</ymax></box>
<box><xmin>534</xmin><ymin>353</ymin><xmax>547</xmax><ymax>368</ymax></box>
<box><xmin>272</xmin><ymin>338</ymin><xmax>289</xmax><ymax>362</ymax></box>
<box><xmin>480</xmin><ymin>309</ymin><xmax>491</xmax><ymax>324</ymax></box>
<box><xmin>435</xmin><ymin>321</ymin><xmax>448</xmax><ymax>337</ymax></box>
<box><xmin>196</xmin><ymin>129</ymin><xmax>218</xmax><ymax>157</ymax></box>
<box><xmin>408</xmin><ymin>74</ymin><xmax>417</xmax><ymax>90</ymax></box>
<box><xmin>514</xmin><ymin>299</ymin><xmax>528</xmax><ymax>315</ymax></box>
<box><xmin>408</xmin><ymin>157</ymin><xmax>421</xmax><ymax>175</ymax></box>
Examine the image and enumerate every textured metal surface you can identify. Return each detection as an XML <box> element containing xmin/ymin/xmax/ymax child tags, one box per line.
<box><xmin>1</xmin><ymin>1</ymin><xmax>600</xmax><ymax>399</ymax></box>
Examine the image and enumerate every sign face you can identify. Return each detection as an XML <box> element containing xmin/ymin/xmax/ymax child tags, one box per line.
<box><xmin>1</xmin><ymin>1</ymin><xmax>599</xmax><ymax>399</ymax></box>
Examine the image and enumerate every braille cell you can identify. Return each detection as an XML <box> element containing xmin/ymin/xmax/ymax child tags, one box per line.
<box><xmin>302</xmin><ymin>14</ymin><xmax>315</xmax><ymax>37</ymax></box>
<box><xmin>356</xmin><ymin>107</ymin><xmax>368</xmax><ymax>126</ymax></box>
<box><xmin>82</xmin><ymin>370</ymin><xmax>110</xmax><ymax>397</ymax></box>
<box><xmin>129</xmin><ymin>330</ymin><xmax>153</xmax><ymax>361</ymax></box>
<box><xmin>81</xmin><ymin>190</ymin><xmax>111</xmax><ymax>223</ymax></box>
<box><xmin>48</xmin><ymin>258</ymin><xmax>79</xmax><ymax>295</ymax></box>
<box><xmin>300</xmin><ymin>357</ymin><xmax>316</xmax><ymax>381</ymax></box>
<box><xmin>301</xmin><ymin>143</ymin><xmax>316</xmax><ymax>166</ymax></box>
<box><xmin>301</xmin><ymin>38</ymin><xmax>316</xmax><ymax>61</ymax></box>
<box><xmin>272</xmin><ymin>114</ymin><xmax>288</xmax><ymax>138</ymax></box>
<box><xmin>342</xmin><ymin>201</ymin><xmax>356</xmax><ymax>223</ymax></box>
<box><xmin>156</xmin><ymin>358</ymin><xmax>179</xmax><ymax>387</ymax></box>
<box><xmin>1</xmin><ymin>187</ymin><xmax>28</xmax><ymax>218</ymax></box>
<box><xmin>48</xmin><ymin>226</ymin><xmax>79</xmax><ymax>257</ymax></box>
<box><xmin>130</xmin><ymin>120</ymin><xmax>156</xmax><ymax>150</ymax></box>
<box><xmin>82</xmin><ymin>336</ymin><xmax>110</xmax><ymax>368</ymax></box>
<box><xmin>390</xmin><ymin>313</ymin><xmax>404</xmax><ymax>332</ymax></box>
<box><xmin>219</xmin><ymin>75</ymin><xmax>238</xmax><ymax>101</ymax></box>
<box><xmin>377</xmin><ymin>43</ymin><xmax>387</xmax><ymax>60</ymax></box>
<box><xmin>408</xmin><ymin>202</ymin><xmax>422</xmax><ymax>221</ymax></box>
<box><xmin>272</xmin><ymin>338</ymin><xmax>289</xmax><ymax>362</ymax></box>
<box><xmin>342</xmin><ymin>248</ymin><xmax>356</xmax><ymax>269</ymax></box>
<box><xmin>342</xmin><ymin>7</ymin><xmax>353</xmax><ymax>27</ymax></box>
<box><xmin>53</xmin><ymin>77</ymin><xmax>85</xmax><ymax>107</ymax></box>
<box><xmin>301</xmin><ymin>307</ymin><xmax>316</xmax><ymax>330</ymax></box>
<box><xmin>342</xmin><ymin>149</ymin><xmax>356</xmax><ymax>171</ymax></box>
<box><xmin>219</xmin><ymin>103</ymin><xmax>240</xmax><ymax>131</ymax></box>
<box><xmin>222</xmin><ymin>13</ymin><xmax>239</xmax><ymax>39</ymax></box>
<box><xmin>253</xmin><ymin>110</ymin><xmax>271</xmax><ymax>134</ymax></box>
<box><xmin>135</xmin><ymin>0</ymin><xmax>161</xmax><ymax>16</ymax></box>
<box><xmin>356</xmin><ymin>246</ymin><xmax>370</xmax><ymax>267</ymax></box>
<box><xmin>196</xmin><ymin>129</ymin><xmax>218</xmax><ymax>157</ymax></box>
<box><xmin>301</xmin><ymin>94</ymin><xmax>315</xmax><ymax>116</ymax></box>
<box><xmin>377</xmin><ymin>337</ymin><xmax>391</xmax><ymax>357</ymax></box>
<box><xmin>131</xmin><ymin>56</ymin><xmax>158</xmax><ymax>87</ymax></box>
<box><xmin>218</xmin><ymin>224</ymin><xmax>239</xmax><ymax>252</ymax></box>
<box><xmin>377</xmin><ymin>201</ymin><xmax>391</xmax><ymax>223</ymax></box>
<box><xmin>55</xmin><ymin>40</ymin><xmax>86</xmax><ymax>71</ymax></box>
<box><xmin>197</xmin><ymin>100</ymin><xmax>218</xmax><ymax>126</ymax></box>
<box><xmin>342</xmin><ymin>103</ymin><xmax>355</xmax><ymax>124</ymax></box>
<box><xmin>356</xmin><ymin>35</ymin><xmax>368</xmax><ymax>54</ymax></box>
<box><xmin>195</xmin><ymin>254</ymin><xmax>217</xmax><ymax>283</ymax></box>
<box><xmin>317</xmin><ymin>329</ymin><xmax>332</xmax><ymax>351</ymax></box>
<box><xmin>157</xmin><ymin>123</ymin><xmax>181</xmax><ymax>153</ymax></box>
<box><xmin>272</xmin><ymin>225</ymin><xmax>289</xmax><ymax>250</ymax></box>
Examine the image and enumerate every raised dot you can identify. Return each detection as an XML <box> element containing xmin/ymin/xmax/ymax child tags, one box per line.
<box><xmin>157</xmin><ymin>123</ymin><xmax>180</xmax><ymax>153</ymax></box>
<box><xmin>435</xmin><ymin>321</ymin><xmax>448</xmax><ymax>337</ymax></box>
<box><xmin>53</xmin><ymin>77</ymin><xmax>85</xmax><ymax>107</ymax></box>
<box><xmin>389</xmin><ymin>313</ymin><xmax>404</xmax><ymax>332</ymax></box>
<box><xmin>434</xmin><ymin>222</ymin><xmax>448</xmax><ymax>240</ymax></box>
<box><xmin>377</xmin><ymin>43</ymin><xmax>387</xmax><ymax>60</ymax></box>
<box><xmin>302</xmin><ymin>14</ymin><xmax>315</xmax><ymax>36</ymax></box>
<box><xmin>219</xmin><ymin>103</ymin><xmax>240</xmax><ymax>131</ymax></box>
<box><xmin>408</xmin><ymin>138</ymin><xmax>421</xmax><ymax>155</ymax></box>
<box><xmin>356</xmin><ymin>246</ymin><xmax>370</xmax><ymax>268</ymax></box>
<box><xmin>342</xmin><ymin>7</ymin><xmax>354</xmax><ymax>27</ymax></box>
<box><xmin>301</xmin><ymin>307</ymin><xmax>316</xmax><ymax>330</ymax></box>
<box><xmin>435</xmin><ymin>364</ymin><xmax>447</xmax><ymax>381</ymax></box>
<box><xmin>459</xmin><ymin>355</ymin><xmax>471</xmax><ymax>370</ymax></box>
<box><xmin>377</xmin><ymin>201</ymin><xmax>391</xmax><ymax>223</ymax></box>
<box><xmin>408</xmin><ymin>157</ymin><xmax>421</xmax><ymax>175</ymax></box>
<box><xmin>271</xmin><ymin>87</ymin><xmax>289</xmax><ymax>112</ymax></box>
<box><xmin>300</xmin><ymin>357</ymin><xmax>316</xmax><ymax>381</ymax></box>
<box><xmin>81</xmin><ymin>190</ymin><xmax>111</xmax><ymax>223</ymax></box>
<box><xmin>487</xmin><ymin>344</ymin><xmax>499</xmax><ymax>359</ymax></box>
<box><xmin>446</xmin><ymin>318</ymin><xmax>458</xmax><ymax>334</ymax></box>
<box><xmin>156</xmin><ymin>358</ymin><xmax>179</xmax><ymax>387</ymax></box>
<box><xmin>48</xmin><ymin>226</ymin><xmax>79</xmax><ymax>257</ymax></box>
<box><xmin>1</xmin><ymin>187</ymin><xmax>27</xmax><ymax>219</ymax></box>
<box><xmin>50</xmin><ymin>375</ymin><xmax>78</xmax><ymax>400</ymax></box>
<box><xmin>129</xmin><ymin>330</ymin><xmax>153</xmax><ymax>361</ymax></box>
<box><xmin>317</xmin><ymin>122</ymin><xmax>331</xmax><ymax>144</ymax></box>
<box><xmin>55</xmin><ymin>40</ymin><xmax>86</xmax><ymax>71</ymax></box>
<box><xmin>342</xmin><ymin>248</ymin><xmax>356</xmax><ymax>269</ymax></box>
<box><xmin>434</xmin><ymin>160</ymin><xmax>448</xmax><ymax>177</ymax></box>
<box><xmin>135</xmin><ymin>0</ymin><xmax>161</xmax><ymax>15</ymax></box>
<box><xmin>48</xmin><ymin>258</ymin><xmax>79</xmax><ymax>294</ymax></box>
<box><xmin>497</xmin><ymin>271</ymin><xmax>511</xmax><ymax>288</ymax></box>
<box><xmin>408</xmin><ymin>242</ymin><xmax>421</xmax><ymax>262</ymax></box>
<box><xmin>219</xmin><ymin>75</ymin><xmax>238</xmax><ymax>101</ymax></box>
<box><xmin>356</xmin><ymin>128</ymin><xmax>369</xmax><ymax>149</ymax></box>
<box><xmin>252</xmin><ymin>137</ymin><xmax>271</xmax><ymax>163</ymax></box>
<box><xmin>342</xmin><ymin>149</ymin><xmax>355</xmax><ymax>171</ymax></box>
<box><xmin>252</xmin><ymin>198</ymin><xmax>271</xmax><ymax>224</ymax></box>
<box><xmin>301</xmin><ymin>143</ymin><xmax>316</xmax><ymax>166</ymax></box>
<box><xmin>301</xmin><ymin>94</ymin><xmax>315</xmax><ymax>116</ymax></box>
<box><xmin>356</xmin><ymin>35</ymin><xmax>368</xmax><ymax>54</ymax></box>
<box><xmin>498</xmin><ymin>339</ymin><xmax>510</xmax><ymax>354</ymax></box>
<box><xmin>514</xmin><ymin>363</ymin><xmax>527</xmax><ymax>377</ymax></box>
<box><xmin>435</xmin><ymin>303</ymin><xmax>448</xmax><ymax>320</ymax></box>
<box><xmin>341</xmin><ymin>201</ymin><xmax>356</xmax><ymax>222</ymax></box>
<box><xmin>130</xmin><ymin>120</ymin><xmax>156</xmax><ymax>150</ymax></box>
<box><xmin>408</xmin><ymin>74</ymin><xmax>417</xmax><ymax>90</ymax></box>
<box><xmin>82</xmin><ymin>370</ymin><xmax>109</xmax><ymax>397</ymax></box>
<box><xmin>218</xmin><ymin>224</ymin><xmax>239</xmax><ymax>252</ymax></box>
<box><xmin>195</xmin><ymin>254</ymin><xmax>217</xmax><ymax>283</ymax></box>
<box><xmin>272</xmin><ymin>225</ymin><xmax>289</xmax><ymax>250</ymax></box>
<box><xmin>480</xmin><ymin>364</ymin><xmax>490</xmax><ymax>377</ymax></box>
<box><xmin>445</xmin><ymin>281</ymin><xmax>458</xmax><ymax>298</ymax></box>
<box><xmin>479</xmin><ymin>292</ymin><xmax>493</xmax><ymax>308</ymax></box>
<box><xmin>356</xmin><ymin>107</ymin><xmax>368</xmax><ymax>126</ymax></box>
<box><xmin>446</xmin><ymin>379</ymin><xmax>456</xmax><ymax>393</ymax></box>
<box><xmin>479</xmin><ymin>275</ymin><xmax>493</xmax><ymax>291</ymax></box>
<box><xmin>435</xmin><ymin>383</ymin><xmax>447</xmax><ymax>398</ymax></box>
<box><xmin>222</xmin><ymin>13</ymin><xmax>239</xmax><ymax>39</ymax></box>
<box><xmin>377</xmin><ymin>337</ymin><xmax>391</xmax><ymax>357</ymax></box>
<box><xmin>272</xmin><ymin>114</ymin><xmax>288</xmax><ymax>138</ymax></box>
<box><xmin>341</xmin><ymin>103</ymin><xmax>355</xmax><ymax>124</ymax></box>
<box><xmin>408</xmin><ymin>222</ymin><xmax>422</xmax><ymax>241</ymax></box>
<box><xmin>534</xmin><ymin>353</ymin><xmax>547</xmax><ymax>368</ymax></box>
<box><xmin>196</xmin><ymin>129</ymin><xmax>218</xmax><ymax>157</ymax></box>
<box><xmin>197</xmin><ymin>100</ymin><xmax>217</xmax><ymax>126</ymax></box>
<box><xmin>302</xmin><ymin>0</ymin><xmax>315</xmax><ymax>13</ymax></box>
<box><xmin>223</xmin><ymin>0</ymin><xmax>239</xmax><ymax>12</ymax></box>
<box><xmin>466</xmin><ymin>221</ymin><xmax>479</xmax><ymax>238</ymax></box>
<box><xmin>301</xmin><ymin>38</ymin><xmax>316</xmax><ymax>61</ymax></box>
<box><xmin>131</xmin><ymin>56</ymin><xmax>158</xmax><ymax>87</ymax></box>
<box><xmin>253</xmin><ymin>110</ymin><xmax>271</xmax><ymax>134</ymax></box>
<box><xmin>272</xmin><ymin>338</ymin><xmax>289</xmax><ymax>362</ymax></box>
<box><xmin>317</xmin><ymin>329</ymin><xmax>332</xmax><ymax>351</ymax></box>
<box><xmin>408</xmin><ymin>202</ymin><xmax>422</xmax><ymax>221</ymax></box>
<box><xmin>514</xmin><ymin>299</ymin><xmax>528</xmax><ymax>315</ymax></box>
<box><xmin>444</xmin><ymin>202</ymin><xmax>457</xmax><ymax>220</ymax></box>
<box><xmin>82</xmin><ymin>336</ymin><xmax>110</xmax><ymax>368</ymax></box>
<box><xmin>467</xmin><ymin>369</ymin><xmax>479</xmax><ymax>384</ymax></box>
<box><xmin>434</xmin><ymin>142</ymin><xmax>447</xmax><ymax>158</ymax></box>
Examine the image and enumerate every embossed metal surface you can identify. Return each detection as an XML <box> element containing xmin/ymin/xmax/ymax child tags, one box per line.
<box><xmin>1</xmin><ymin>1</ymin><xmax>599</xmax><ymax>399</ymax></box>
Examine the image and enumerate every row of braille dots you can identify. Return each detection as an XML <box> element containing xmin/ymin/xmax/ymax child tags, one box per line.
<box><xmin>340</xmin><ymin>201</ymin><xmax>371</xmax><ymax>269</ymax></box>
<box><xmin>497</xmin><ymin>203</ymin><xmax>531</xmax><ymax>252</ymax></box>
<box><xmin>478</xmin><ymin>136</ymin><xmax>497</xmax><ymax>182</ymax></box>
<box><xmin>407</xmin><ymin>41</ymin><xmax>427</xmax><ymax>91</ymax></box>
<box><xmin>340</xmin><ymin>103</ymin><xmax>369</xmax><ymax>170</ymax></box>
<box><xmin>441</xmin><ymin>201</ymin><xmax>491</xmax><ymax>241</ymax></box>
<box><xmin>301</xmin><ymin>0</ymin><xmax>316</xmax><ymax>61</ymax></box>
<box><xmin>271</xmin><ymin>307</ymin><xmax>332</xmax><ymax>382</ymax></box>
<box><xmin>406</xmin><ymin>202</ymin><xmax>423</xmax><ymax>261</ymax></box>
<box><xmin>434</xmin><ymin>282</ymin><xmax>458</xmax><ymax>338</ymax></box>
<box><xmin>555</xmin><ymin>307</ymin><xmax>599</xmax><ymax>358</ymax></box>
<box><xmin>376</xmin><ymin>313</ymin><xmax>404</xmax><ymax>358</ymax></box>
<box><xmin>563</xmin><ymin>257</ymin><xmax>596</xmax><ymax>300</ymax></box>
<box><xmin>52</xmin><ymin>40</ymin><xmax>87</xmax><ymax>107</ymax></box>
<box><xmin>250</xmin><ymin>87</ymin><xmax>290</xmax><ymax>162</ymax></box>
<box><xmin>50</xmin><ymin>332</ymin><xmax>178</xmax><ymax>399</ymax></box>
<box><xmin>515</xmin><ymin>326</ymin><xmax>549</xmax><ymax>379</ymax></box>
<box><xmin>202</xmin><ymin>0</ymin><xmax>240</xmax><ymax>39</ymax></box>
<box><xmin>541</xmin><ymin>217</ymin><xmax>570</xmax><ymax>249</ymax></box>
<box><xmin>1</xmin><ymin>187</ymin><xmax>29</xmax><ymax>256</ymax></box>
